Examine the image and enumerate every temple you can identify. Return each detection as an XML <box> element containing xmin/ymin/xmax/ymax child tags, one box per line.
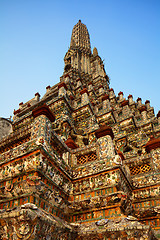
<box><xmin>0</xmin><ymin>20</ymin><xmax>160</xmax><ymax>239</ymax></box>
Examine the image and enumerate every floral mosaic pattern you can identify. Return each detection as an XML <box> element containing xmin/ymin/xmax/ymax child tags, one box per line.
<box><xmin>97</xmin><ymin>135</ymin><xmax>115</xmax><ymax>162</ymax></box>
<box><xmin>32</xmin><ymin>115</ymin><xmax>52</xmax><ymax>142</ymax></box>
<box><xmin>151</xmin><ymin>149</ymin><xmax>160</xmax><ymax>172</ymax></box>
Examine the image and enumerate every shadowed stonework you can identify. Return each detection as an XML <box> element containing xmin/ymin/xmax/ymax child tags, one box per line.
<box><xmin>0</xmin><ymin>20</ymin><xmax>160</xmax><ymax>239</ymax></box>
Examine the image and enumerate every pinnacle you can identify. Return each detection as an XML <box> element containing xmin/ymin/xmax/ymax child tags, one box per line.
<box><xmin>70</xmin><ymin>20</ymin><xmax>91</xmax><ymax>52</ymax></box>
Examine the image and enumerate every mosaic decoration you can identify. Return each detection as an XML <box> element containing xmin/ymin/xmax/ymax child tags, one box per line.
<box><xmin>97</xmin><ymin>135</ymin><xmax>115</xmax><ymax>162</ymax></box>
<box><xmin>0</xmin><ymin>20</ymin><xmax>159</xmax><ymax>239</ymax></box>
<box><xmin>152</xmin><ymin>149</ymin><xmax>160</xmax><ymax>171</ymax></box>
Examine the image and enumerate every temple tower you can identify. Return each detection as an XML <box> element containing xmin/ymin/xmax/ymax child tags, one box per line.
<box><xmin>0</xmin><ymin>20</ymin><xmax>159</xmax><ymax>239</ymax></box>
<box><xmin>64</xmin><ymin>20</ymin><xmax>91</xmax><ymax>74</ymax></box>
<box><xmin>63</xmin><ymin>20</ymin><xmax>109</xmax><ymax>89</ymax></box>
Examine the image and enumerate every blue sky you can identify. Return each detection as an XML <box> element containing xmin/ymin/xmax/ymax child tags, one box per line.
<box><xmin>0</xmin><ymin>0</ymin><xmax>160</xmax><ymax>118</ymax></box>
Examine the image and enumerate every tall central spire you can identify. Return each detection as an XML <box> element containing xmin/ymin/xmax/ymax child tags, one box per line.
<box><xmin>70</xmin><ymin>20</ymin><xmax>91</xmax><ymax>53</ymax></box>
<box><xmin>63</xmin><ymin>20</ymin><xmax>108</xmax><ymax>83</ymax></box>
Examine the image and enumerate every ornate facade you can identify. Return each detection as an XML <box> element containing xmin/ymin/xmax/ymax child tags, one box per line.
<box><xmin>0</xmin><ymin>20</ymin><xmax>160</xmax><ymax>239</ymax></box>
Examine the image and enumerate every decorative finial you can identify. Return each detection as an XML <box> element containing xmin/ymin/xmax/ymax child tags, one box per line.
<box><xmin>93</xmin><ymin>47</ymin><xmax>98</xmax><ymax>56</ymax></box>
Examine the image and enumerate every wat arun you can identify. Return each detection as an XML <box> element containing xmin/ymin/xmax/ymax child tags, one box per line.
<box><xmin>0</xmin><ymin>20</ymin><xmax>160</xmax><ymax>239</ymax></box>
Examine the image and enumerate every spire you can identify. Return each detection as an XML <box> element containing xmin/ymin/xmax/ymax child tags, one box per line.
<box><xmin>63</xmin><ymin>20</ymin><xmax>108</xmax><ymax>82</ymax></box>
<box><xmin>93</xmin><ymin>47</ymin><xmax>98</xmax><ymax>56</ymax></box>
<box><xmin>70</xmin><ymin>20</ymin><xmax>91</xmax><ymax>53</ymax></box>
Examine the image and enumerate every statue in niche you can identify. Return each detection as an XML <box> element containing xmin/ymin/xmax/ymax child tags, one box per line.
<box><xmin>53</xmin><ymin>120</ymin><xmax>71</xmax><ymax>141</ymax></box>
<box><xmin>121</xmin><ymin>137</ymin><xmax>138</xmax><ymax>155</ymax></box>
<box><xmin>70</xmin><ymin>129</ymin><xmax>88</xmax><ymax>147</ymax></box>
<box><xmin>53</xmin><ymin>121</ymin><xmax>61</xmax><ymax>133</ymax></box>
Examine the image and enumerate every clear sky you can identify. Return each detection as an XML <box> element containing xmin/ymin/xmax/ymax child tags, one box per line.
<box><xmin>0</xmin><ymin>0</ymin><xmax>160</xmax><ymax>119</ymax></box>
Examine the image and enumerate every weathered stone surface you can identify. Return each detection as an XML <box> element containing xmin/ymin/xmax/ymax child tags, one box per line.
<box><xmin>0</xmin><ymin>118</ymin><xmax>12</xmax><ymax>140</ymax></box>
